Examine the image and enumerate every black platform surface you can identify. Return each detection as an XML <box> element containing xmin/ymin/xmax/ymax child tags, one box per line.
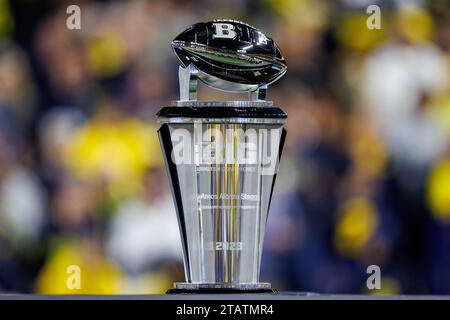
<box><xmin>1</xmin><ymin>293</ymin><xmax>449</xmax><ymax>300</ymax></box>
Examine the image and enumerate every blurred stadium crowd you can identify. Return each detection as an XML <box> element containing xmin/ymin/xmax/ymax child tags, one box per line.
<box><xmin>0</xmin><ymin>0</ymin><xmax>449</xmax><ymax>294</ymax></box>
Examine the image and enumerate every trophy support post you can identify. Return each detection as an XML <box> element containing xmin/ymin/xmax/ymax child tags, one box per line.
<box><xmin>179</xmin><ymin>65</ymin><xmax>198</xmax><ymax>101</ymax></box>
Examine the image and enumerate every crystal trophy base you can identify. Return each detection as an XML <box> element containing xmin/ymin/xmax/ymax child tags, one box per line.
<box><xmin>167</xmin><ymin>282</ymin><xmax>275</xmax><ymax>294</ymax></box>
<box><xmin>158</xmin><ymin>102</ymin><xmax>286</xmax><ymax>295</ymax></box>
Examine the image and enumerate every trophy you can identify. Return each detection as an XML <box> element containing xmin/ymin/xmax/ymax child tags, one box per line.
<box><xmin>157</xmin><ymin>19</ymin><xmax>287</xmax><ymax>293</ymax></box>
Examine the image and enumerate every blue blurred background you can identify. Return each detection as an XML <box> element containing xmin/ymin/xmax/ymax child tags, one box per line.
<box><xmin>0</xmin><ymin>0</ymin><xmax>450</xmax><ymax>294</ymax></box>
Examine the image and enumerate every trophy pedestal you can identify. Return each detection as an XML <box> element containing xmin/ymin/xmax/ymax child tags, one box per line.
<box><xmin>167</xmin><ymin>283</ymin><xmax>275</xmax><ymax>294</ymax></box>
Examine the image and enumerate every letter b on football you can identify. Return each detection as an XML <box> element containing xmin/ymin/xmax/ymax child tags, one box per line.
<box><xmin>212</xmin><ymin>23</ymin><xmax>237</xmax><ymax>39</ymax></box>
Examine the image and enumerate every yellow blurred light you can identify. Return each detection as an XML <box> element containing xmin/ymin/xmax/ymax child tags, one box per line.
<box><xmin>0</xmin><ymin>0</ymin><xmax>14</xmax><ymax>39</ymax></box>
<box><xmin>36</xmin><ymin>241</ymin><xmax>123</xmax><ymax>294</ymax></box>
<box><xmin>427</xmin><ymin>159</ymin><xmax>450</xmax><ymax>221</ymax></box>
<box><xmin>348</xmin><ymin>118</ymin><xmax>388</xmax><ymax>178</ymax></box>
<box><xmin>366</xmin><ymin>277</ymin><xmax>401</xmax><ymax>295</ymax></box>
<box><xmin>396</xmin><ymin>7</ymin><xmax>434</xmax><ymax>43</ymax></box>
<box><xmin>64</xmin><ymin>117</ymin><xmax>162</xmax><ymax>200</ymax></box>
<box><xmin>429</xmin><ymin>93</ymin><xmax>450</xmax><ymax>136</ymax></box>
<box><xmin>336</xmin><ymin>13</ymin><xmax>388</xmax><ymax>52</ymax></box>
<box><xmin>267</xmin><ymin>0</ymin><xmax>330</xmax><ymax>32</ymax></box>
<box><xmin>86</xmin><ymin>31</ymin><xmax>127</xmax><ymax>78</ymax></box>
<box><xmin>334</xmin><ymin>197</ymin><xmax>379</xmax><ymax>257</ymax></box>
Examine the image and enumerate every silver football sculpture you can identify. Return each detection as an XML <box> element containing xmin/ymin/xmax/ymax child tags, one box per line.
<box><xmin>172</xmin><ymin>19</ymin><xmax>287</xmax><ymax>101</ymax></box>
